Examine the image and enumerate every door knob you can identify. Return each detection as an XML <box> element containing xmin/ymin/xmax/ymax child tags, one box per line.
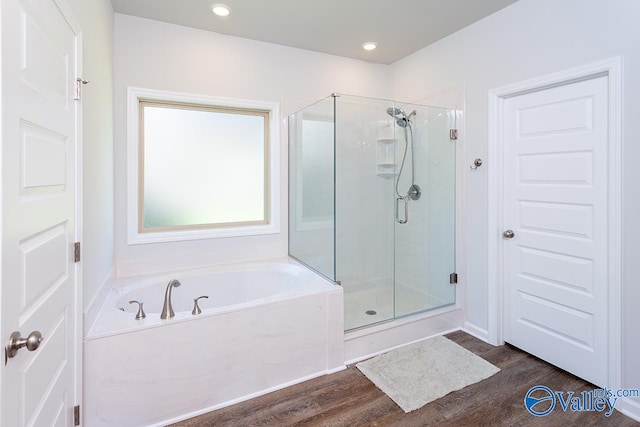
<box><xmin>503</xmin><ymin>229</ymin><xmax>515</xmax><ymax>239</ymax></box>
<box><xmin>5</xmin><ymin>330</ymin><xmax>43</xmax><ymax>364</ymax></box>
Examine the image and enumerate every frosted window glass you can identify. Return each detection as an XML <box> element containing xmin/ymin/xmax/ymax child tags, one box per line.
<box><xmin>301</xmin><ymin>119</ymin><xmax>333</xmax><ymax>221</ymax></box>
<box><xmin>140</xmin><ymin>103</ymin><xmax>268</xmax><ymax>231</ymax></box>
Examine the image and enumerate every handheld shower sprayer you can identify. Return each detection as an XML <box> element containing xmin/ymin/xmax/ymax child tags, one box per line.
<box><xmin>387</xmin><ymin>105</ymin><xmax>421</xmax><ymax>224</ymax></box>
<box><xmin>386</xmin><ymin>107</ymin><xmax>405</xmax><ymax>117</ymax></box>
<box><xmin>386</xmin><ymin>107</ymin><xmax>416</xmax><ymax>128</ymax></box>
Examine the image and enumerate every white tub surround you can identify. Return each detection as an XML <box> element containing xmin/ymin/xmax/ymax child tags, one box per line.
<box><xmin>84</xmin><ymin>259</ymin><xmax>344</xmax><ymax>427</ymax></box>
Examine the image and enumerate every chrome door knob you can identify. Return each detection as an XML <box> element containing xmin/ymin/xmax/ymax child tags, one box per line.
<box><xmin>503</xmin><ymin>229</ymin><xmax>515</xmax><ymax>239</ymax></box>
<box><xmin>5</xmin><ymin>330</ymin><xmax>43</xmax><ymax>364</ymax></box>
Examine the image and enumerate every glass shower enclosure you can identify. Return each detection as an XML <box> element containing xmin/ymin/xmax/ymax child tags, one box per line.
<box><xmin>289</xmin><ymin>94</ymin><xmax>456</xmax><ymax>330</ymax></box>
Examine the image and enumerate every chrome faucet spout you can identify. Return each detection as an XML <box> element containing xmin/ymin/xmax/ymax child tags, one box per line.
<box><xmin>160</xmin><ymin>279</ymin><xmax>181</xmax><ymax>319</ymax></box>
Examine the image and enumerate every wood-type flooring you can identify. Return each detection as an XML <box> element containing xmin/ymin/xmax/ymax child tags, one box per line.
<box><xmin>171</xmin><ymin>331</ymin><xmax>639</xmax><ymax>426</ymax></box>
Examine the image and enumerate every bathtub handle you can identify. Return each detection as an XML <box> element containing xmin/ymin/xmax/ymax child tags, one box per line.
<box><xmin>192</xmin><ymin>296</ymin><xmax>209</xmax><ymax>316</ymax></box>
<box><xmin>128</xmin><ymin>300</ymin><xmax>146</xmax><ymax>320</ymax></box>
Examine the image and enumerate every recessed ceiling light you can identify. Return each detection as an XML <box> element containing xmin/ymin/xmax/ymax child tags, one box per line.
<box><xmin>211</xmin><ymin>4</ymin><xmax>231</xmax><ymax>17</ymax></box>
<box><xmin>361</xmin><ymin>42</ymin><xmax>377</xmax><ymax>51</ymax></box>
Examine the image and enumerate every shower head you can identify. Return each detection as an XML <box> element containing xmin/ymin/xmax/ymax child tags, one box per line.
<box><xmin>395</xmin><ymin>118</ymin><xmax>409</xmax><ymax>128</ymax></box>
<box><xmin>386</xmin><ymin>107</ymin><xmax>406</xmax><ymax>118</ymax></box>
<box><xmin>386</xmin><ymin>106</ymin><xmax>415</xmax><ymax>128</ymax></box>
<box><xmin>387</xmin><ymin>107</ymin><xmax>407</xmax><ymax>127</ymax></box>
<box><xmin>386</xmin><ymin>107</ymin><xmax>416</xmax><ymax>128</ymax></box>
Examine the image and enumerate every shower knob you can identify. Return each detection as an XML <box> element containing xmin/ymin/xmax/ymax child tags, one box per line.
<box><xmin>503</xmin><ymin>229</ymin><xmax>515</xmax><ymax>239</ymax></box>
<box><xmin>408</xmin><ymin>184</ymin><xmax>421</xmax><ymax>201</ymax></box>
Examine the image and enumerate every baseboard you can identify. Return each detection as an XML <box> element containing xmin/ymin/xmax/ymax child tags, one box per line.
<box><xmin>617</xmin><ymin>397</ymin><xmax>640</xmax><ymax>422</ymax></box>
<box><xmin>462</xmin><ymin>321</ymin><xmax>491</xmax><ymax>344</ymax></box>
<box><xmin>326</xmin><ymin>365</ymin><xmax>347</xmax><ymax>375</ymax></box>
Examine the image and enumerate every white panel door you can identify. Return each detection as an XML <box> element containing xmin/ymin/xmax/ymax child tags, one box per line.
<box><xmin>1</xmin><ymin>0</ymin><xmax>80</xmax><ymax>425</ymax></box>
<box><xmin>502</xmin><ymin>76</ymin><xmax>609</xmax><ymax>386</ymax></box>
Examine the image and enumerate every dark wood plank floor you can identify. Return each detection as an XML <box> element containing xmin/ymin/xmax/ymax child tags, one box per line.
<box><xmin>170</xmin><ymin>331</ymin><xmax>639</xmax><ymax>426</ymax></box>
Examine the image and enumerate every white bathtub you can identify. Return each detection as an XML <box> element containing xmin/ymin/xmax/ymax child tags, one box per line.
<box><xmin>84</xmin><ymin>258</ymin><xmax>344</xmax><ymax>427</ymax></box>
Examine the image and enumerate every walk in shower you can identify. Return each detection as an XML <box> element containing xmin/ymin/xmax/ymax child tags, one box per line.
<box><xmin>289</xmin><ymin>94</ymin><xmax>456</xmax><ymax>330</ymax></box>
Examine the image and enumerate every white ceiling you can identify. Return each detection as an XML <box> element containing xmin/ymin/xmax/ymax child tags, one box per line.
<box><xmin>110</xmin><ymin>0</ymin><xmax>518</xmax><ymax>64</ymax></box>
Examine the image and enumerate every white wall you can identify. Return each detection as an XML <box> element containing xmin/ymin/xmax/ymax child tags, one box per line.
<box><xmin>389</xmin><ymin>0</ymin><xmax>639</xmax><ymax>395</ymax></box>
<box><xmin>65</xmin><ymin>0</ymin><xmax>115</xmax><ymax>310</ymax></box>
<box><xmin>113</xmin><ymin>15</ymin><xmax>390</xmax><ymax>276</ymax></box>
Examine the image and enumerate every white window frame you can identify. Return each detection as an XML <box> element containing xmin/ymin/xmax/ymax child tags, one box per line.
<box><xmin>126</xmin><ymin>87</ymin><xmax>280</xmax><ymax>244</ymax></box>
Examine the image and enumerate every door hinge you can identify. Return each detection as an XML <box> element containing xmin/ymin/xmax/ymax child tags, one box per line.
<box><xmin>74</xmin><ymin>405</ymin><xmax>80</xmax><ymax>426</ymax></box>
<box><xmin>449</xmin><ymin>129</ymin><xmax>458</xmax><ymax>141</ymax></box>
<box><xmin>74</xmin><ymin>242</ymin><xmax>81</xmax><ymax>263</ymax></box>
<box><xmin>74</xmin><ymin>78</ymin><xmax>89</xmax><ymax>101</ymax></box>
<box><xmin>449</xmin><ymin>272</ymin><xmax>458</xmax><ymax>284</ymax></box>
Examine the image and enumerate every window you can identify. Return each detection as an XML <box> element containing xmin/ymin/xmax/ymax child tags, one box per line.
<box><xmin>289</xmin><ymin>115</ymin><xmax>334</xmax><ymax>231</ymax></box>
<box><xmin>140</xmin><ymin>101</ymin><xmax>269</xmax><ymax>230</ymax></box>
<box><xmin>127</xmin><ymin>88</ymin><xmax>280</xmax><ymax>244</ymax></box>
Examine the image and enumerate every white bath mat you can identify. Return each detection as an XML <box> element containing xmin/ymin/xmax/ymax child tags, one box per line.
<box><xmin>356</xmin><ymin>336</ymin><xmax>500</xmax><ymax>413</ymax></box>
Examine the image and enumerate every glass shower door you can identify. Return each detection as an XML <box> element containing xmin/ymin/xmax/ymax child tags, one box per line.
<box><xmin>393</xmin><ymin>104</ymin><xmax>456</xmax><ymax>318</ymax></box>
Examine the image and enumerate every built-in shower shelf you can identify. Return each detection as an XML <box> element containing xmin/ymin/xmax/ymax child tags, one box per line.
<box><xmin>376</xmin><ymin>172</ymin><xmax>396</xmax><ymax>179</ymax></box>
<box><xmin>376</xmin><ymin>138</ymin><xmax>396</xmax><ymax>178</ymax></box>
<box><xmin>376</xmin><ymin>164</ymin><xmax>396</xmax><ymax>178</ymax></box>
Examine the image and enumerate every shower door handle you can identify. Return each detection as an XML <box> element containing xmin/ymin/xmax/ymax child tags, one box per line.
<box><xmin>396</xmin><ymin>197</ymin><xmax>408</xmax><ymax>224</ymax></box>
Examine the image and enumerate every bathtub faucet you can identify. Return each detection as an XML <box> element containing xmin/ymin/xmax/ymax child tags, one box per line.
<box><xmin>160</xmin><ymin>279</ymin><xmax>181</xmax><ymax>319</ymax></box>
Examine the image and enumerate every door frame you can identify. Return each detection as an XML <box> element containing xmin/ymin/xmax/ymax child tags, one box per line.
<box><xmin>68</xmin><ymin>3</ymin><xmax>84</xmax><ymax>418</ymax></box>
<box><xmin>51</xmin><ymin>0</ymin><xmax>85</xmax><ymax>415</ymax></box>
<box><xmin>487</xmin><ymin>57</ymin><xmax>622</xmax><ymax>389</ymax></box>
